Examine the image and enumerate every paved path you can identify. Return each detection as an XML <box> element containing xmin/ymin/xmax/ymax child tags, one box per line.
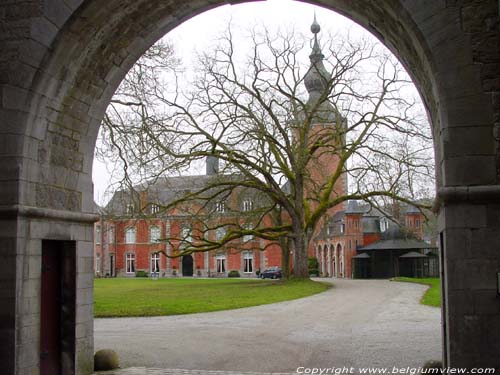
<box><xmin>94</xmin><ymin>279</ymin><xmax>442</xmax><ymax>373</ymax></box>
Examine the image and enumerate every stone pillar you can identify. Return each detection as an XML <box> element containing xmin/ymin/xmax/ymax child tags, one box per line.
<box><xmin>439</xmin><ymin>190</ymin><xmax>500</xmax><ymax>368</ymax></box>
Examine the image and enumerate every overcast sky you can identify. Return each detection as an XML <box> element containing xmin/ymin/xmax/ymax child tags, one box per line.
<box><xmin>92</xmin><ymin>0</ymin><xmax>388</xmax><ymax>205</ymax></box>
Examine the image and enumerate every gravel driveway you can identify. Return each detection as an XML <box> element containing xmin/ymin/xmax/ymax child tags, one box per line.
<box><xmin>94</xmin><ymin>279</ymin><xmax>442</xmax><ymax>372</ymax></box>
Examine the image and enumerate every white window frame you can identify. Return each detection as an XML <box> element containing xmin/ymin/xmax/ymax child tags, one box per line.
<box><xmin>126</xmin><ymin>253</ymin><xmax>135</xmax><ymax>274</ymax></box>
<box><xmin>150</xmin><ymin>225</ymin><xmax>161</xmax><ymax>243</ymax></box>
<box><xmin>125</xmin><ymin>227</ymin><xmax>136</xmax><ymax>244</ymax></box>
<box><xmin>243</xmin><ymin>224</ymin><xmax>254</xmax><ymax>242</ymax></box>
<box><xmin>151</xmin><ymin>204</ymin><xmax>160</xmax><ymax>214</ymax></box>
<box><xmin>215</xmin><ymin>201</ymin><xmax>226</xmax><ymax>213</ymax></box>
<box><xmin>95</xmin><ymin>253</ymin><xmax>101</xmax><ymax>273</ymax></box>
<box><xmin>215</xmin><ymin>227</ymin><xmax>226</xmax><ymax>241</ymax></box>
<box><xmin>95</xmin><ymin>225</ymin><xmax>101</xmax><ymax>244</ymax></box>
<box><xmin>243</xmin><ymin>251</ymin><xmax>253</xmax><ymax>273</ymax></box>
<box><xmin>126</xmin><ymin>203</ymin><xmax>134</xmax><ymax>214</ymax></box>
<box><xmin>150</xmin><ymin>253</ymin><xmax>160</xmax><ymax>274</ymax></box>
<box><xmin>242</xmin><ymin>199</ymin><xmax>254</xmax><ymax>212</ymax></box>
<box><xmin>181</xmin><ymin>226</ymin><xmax>193</xmax><ymax>242</ymax></box>
<box><xmin>216</xmin><ymin>254</ymin><xmax>226</xmax><ymax>273</ymax></box>
<box><xmin>108</xmin><ymin>225</ymin><xmax>114</xmax><ymax>243</ymax></box>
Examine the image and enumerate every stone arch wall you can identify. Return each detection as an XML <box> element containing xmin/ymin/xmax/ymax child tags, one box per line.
<box><xmin>1</xmin><ymin>1</ymin><xmax>499</xmax><ymax>374</ymax></box>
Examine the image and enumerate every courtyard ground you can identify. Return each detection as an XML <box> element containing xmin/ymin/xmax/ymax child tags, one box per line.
<box><xmin>94</xmin><ymin>278</ymin><xmax>442</xmax><ymax>373</ymax></box>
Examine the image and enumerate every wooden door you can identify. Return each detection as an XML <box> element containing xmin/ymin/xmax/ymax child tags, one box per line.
<box><xmin>40</xmin><ymin>242</ymin><xmax>62</xmax><ymax>375</ymax></box>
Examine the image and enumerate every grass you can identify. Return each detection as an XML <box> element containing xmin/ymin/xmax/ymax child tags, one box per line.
<box><xmin>94</xmin><ymin>278</ymin><xmax>329</xmax><ymax>317</ymax></box>
<box><xmin>392</xmin><ymin>277</ymin><xmax>441</xmax><ymax>307</ymax></box>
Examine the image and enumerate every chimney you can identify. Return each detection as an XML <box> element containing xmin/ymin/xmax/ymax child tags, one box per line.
<box><xmin>206</xmin><ymin>155</ymin><xmax>219</xmax><ymax>175</ymax></box>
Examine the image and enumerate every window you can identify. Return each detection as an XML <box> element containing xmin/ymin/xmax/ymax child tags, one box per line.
<box><xmin>150</xmin><ymin>253</ymin><xmax>160</xmax><ymax>273</ymax></box>
<box><xmin>242</xmin><ymin>199</ymin><xmax>254</xmax><ymax>212</ymax></box>
<box><xmin>340</xmin><ymin>223</ymin><xmax>345</xmax><ymax>233</ymax></box>
<box><xmin>95</xmin><ymin>225</ymin><xmax>101</xmax><ymax>244</ymax></box>
<box><xmin>126</xmin><ymin>203</ymin><xmax>134</xmax><ymax>214</ymax></box>
<box><xmin>150</xmin><ymin>226</ymin><xmax>161</xmax><ymax>243</ymax></box>
<box><xmin>380</xmin><ymin>218</ymin><xmax>388</xmax><ymax>232</ymax></box>
<box><xmin>215</xmin><ymin>227</ymin><xmax>226</xmax><ymax>241</ymax></box>
<box><xmin>181</xmin><ymin>226</ymin><xmax>192</xmax><ymax>242</ymax></box>
<box><xmin>243</xmin><ymin>251</ymin><xmax>253</xmax><ymax>273</ymax></box>
<box><xmin>151</xmin><ymin>204</ymin><xmax>160</xmax><ymax>214</ymax></box>
<box><xmin>415</xmin><ymin>219</ymin><xmax>421</xmax><ymax>228</ymax></box>
<box><xmin>108</xmin><ymin>225</ymin><xmax>114</xmax><ymax>243</ymax></box>
<box><xmin>125</xmin><ymin>227</ymin><xmax>136</xmax><ymax>244</ymax></box>
<box><xmin>95</xmin><ymin>253</ymin><xmax>101</xmax><ymax>273</ymax></box>
<box><xmin>216</xmin><ymin>254</ymin><xmax>226</xmax><ymax>273</ymax></box>
<box><xmin>126</xmin><ymin>253</ymin><xmax>135</xmax><ymax>274</ymax></box>
<box><xmin>354</xmin><ymin>220</ymin><xmax>359</xmax><ymax>229</ymax></box>
<box><xmin>215</xmin><ymin>201</ymin><xmax>226</xmax><ymax>213</ymax></box>
<box><xmin>243</xmin><ymin>224</ymin><xmax>254</xmax><ymax>242</ymax></box>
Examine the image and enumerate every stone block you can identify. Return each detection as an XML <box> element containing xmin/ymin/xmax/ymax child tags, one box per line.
<box><xmin>442</xmin><ymin>203</ymin><xmax>487</xmax><ymax>229</ymax></box>
<box><xmin>442</xmin><ymin>125</ymin><xmax>494</xmax><ymax>157</ymax></box>
<box><xmin>473</xmin><ymin>290</ymin><xmax>500</xmax><ymax>315</ymax></box>
<box><xmin>77</xmin><ymin>273</ymin><xmax>94</xmax><ymax>289</ymax></box>
<box><xmin>443</xmin><ymin>155</ymin><xmax>496</xmax><ymax>186</ymax></box>
<box><xmin>1</xmin><ymin>84</ymin><xmax>29</xmax><ymax>112</ymax></box>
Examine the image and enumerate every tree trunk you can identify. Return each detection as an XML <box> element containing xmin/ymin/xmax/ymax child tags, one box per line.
<box><xmin>281</xmin><ymin>244</ymin><xmax>291</xmax><ymax>280</ymax></box>
<box><xmin>293</xmin><ymin>233</ymin><xmax>309</xmax><ymax>279</ymax></box>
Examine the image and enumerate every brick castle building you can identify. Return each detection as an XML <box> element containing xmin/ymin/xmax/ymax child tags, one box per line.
<box><xmin>94</xmin><ymin>18</ymin><xmax>431</xmax><ymax>279</ymax></box>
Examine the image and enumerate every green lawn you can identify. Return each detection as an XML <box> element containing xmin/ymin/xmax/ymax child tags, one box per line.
<box><xmin>393</xmin><ymin>277</ymin><xmax>441</xmax><ymax>307</ymax></box>
<box><xmin>94</xmin><ymin>278</ymin><xmax>329</xmax><ymax>317</ymax></box>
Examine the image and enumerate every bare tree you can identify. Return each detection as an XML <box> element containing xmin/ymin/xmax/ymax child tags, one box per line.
<box><xmin>97</xmin><ymin>20</ymin><xmax>434</xmax><ymax>279</ymax></box>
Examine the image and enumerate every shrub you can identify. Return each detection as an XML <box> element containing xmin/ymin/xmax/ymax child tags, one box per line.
<box><xmin>135</xmin><ymin>270</ymin><xmax>148</xmax><ymax>277</ymax></box>
<box><xmin>308</xmin><ymin>257</ymin><xmax>319</xmax><ymax>276</ymax></box>
<box><xmin>228</xmin><ymin>270</ymin><xmax>240</xmax><ymax>278</ymax></box>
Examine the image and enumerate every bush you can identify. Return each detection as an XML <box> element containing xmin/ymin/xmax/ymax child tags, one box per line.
<box><xmin>308</xmin><ymin>257</ymin><xmax>319</xmax><ymax>276</ymax></box>
<box><xmin>135</xmin><ymin>270</ymin><xmax>148</xmax><ymax>277</ymax></box>
<box><xmin>228</xmin><ymin>270</ymin><xmax>240</xmax><ymax>278</ymax></box>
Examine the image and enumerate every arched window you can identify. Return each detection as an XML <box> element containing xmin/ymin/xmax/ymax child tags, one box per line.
<box><xmin>150</xmin><ymin>226</ymin><xmax>160</xmax><ymax>243</ymax></box>
<box><xmin>215</xmin><ymin>227</ymin><xmax>226</xmax><ymax>241</ymax></box>
<box><xmin>95</xmin><ymin>225</ymin><xmax>101</xmax><ymax>244</ymax></box>
<box><xmin>125</xmin><ymin>227</ymin><xmax>136</xmax><ymax>244</ymax></box>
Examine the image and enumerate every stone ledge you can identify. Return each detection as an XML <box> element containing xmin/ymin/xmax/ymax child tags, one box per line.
<box><xmin>434</xmin><ymin>184</ymin><xmax>500</xmax><ymax>211</ymax></box>
<box><xmin>0</xmin><ymin>204</ymin><xmax>99</xmax><ymax>223</ymax></box>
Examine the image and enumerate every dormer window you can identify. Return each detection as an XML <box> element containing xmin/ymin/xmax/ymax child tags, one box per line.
<box><xmin>215</xmin><ymin>201</ymin><xmax>226</xmax><ymax>213</ymax></box>
<box><xmin>126</xmin><ymin>203</ymin><xmax>134</xmax><ymax>215</ymax></box>
<box><xmin>151</xmin><ymin>204</ymin><xmax>160</xmax><ymax>214</ymax></box>
<box><xmin>242</xmin><ymin>199</ymin><xmax>254</xmax><ymax>212</ymax></box>
<box><xmin>380</xmin><ymin>218</ymin><xmax>388</xmax><ymax>232</ymax></box>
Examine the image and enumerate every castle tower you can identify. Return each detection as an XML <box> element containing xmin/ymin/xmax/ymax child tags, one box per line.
<box><xmin>302</xmin><ymin>16</ymin><xmax>348</xmax><ymax>260</ymax></box>
<box><xmin>302</xmin><ymin>15</ymin><xmax>347</xmax><ymax>216</ymax></box>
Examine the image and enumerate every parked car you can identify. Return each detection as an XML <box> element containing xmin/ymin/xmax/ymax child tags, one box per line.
<box><xmin>259</xmin><ymin>267</ymin><xmax>282</xmax><ymax>279</ymax></box>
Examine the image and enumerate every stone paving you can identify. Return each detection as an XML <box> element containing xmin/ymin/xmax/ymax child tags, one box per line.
<box><xmin>95</xmin><ymin>368</ymin><xmax>293</xmax><ymax>375</ymax></box>
<box><xmin>94</xmin><ymin>279</ymin><xmax>441</xmax><ymax>373</ymax></box>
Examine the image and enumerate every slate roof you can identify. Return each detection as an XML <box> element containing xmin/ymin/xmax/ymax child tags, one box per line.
<box><xmin>359</xmin><ymin>238</ymin><xmax>436</xmax><ymax>251</ymax></box>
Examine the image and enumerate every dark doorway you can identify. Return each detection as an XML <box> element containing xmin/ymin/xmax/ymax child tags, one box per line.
<box><xmin>182</xmin><ymin>255</ymin><xmax>194</xmax><ymax>276</ymax></box>
<box><xmin>40</xmin><ymin>240</ymin><xmax>76</xmax><ymax>375</ymax></box>
<box><xmin>109</xmin><ymin>254</ymin><xmax>115</xmax><ymax>277</ymax></box>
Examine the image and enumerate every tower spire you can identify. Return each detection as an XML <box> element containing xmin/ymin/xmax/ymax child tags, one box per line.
<box><xmin>304</xmin><ymin>14</ymin><xmax>331</xmax><ymax>107</ymax></box>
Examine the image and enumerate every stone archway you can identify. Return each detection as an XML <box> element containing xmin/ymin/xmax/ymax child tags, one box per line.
<box><xmin>1</xmin><ymin>1</ymin><xmax>499</xmax><ymax>373</ymax></box>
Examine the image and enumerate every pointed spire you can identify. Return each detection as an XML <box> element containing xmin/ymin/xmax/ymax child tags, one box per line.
<box><xmin>304</xmin><ymin>14</ymin><xmax>330</xmax><ymax>100</ymax></box>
